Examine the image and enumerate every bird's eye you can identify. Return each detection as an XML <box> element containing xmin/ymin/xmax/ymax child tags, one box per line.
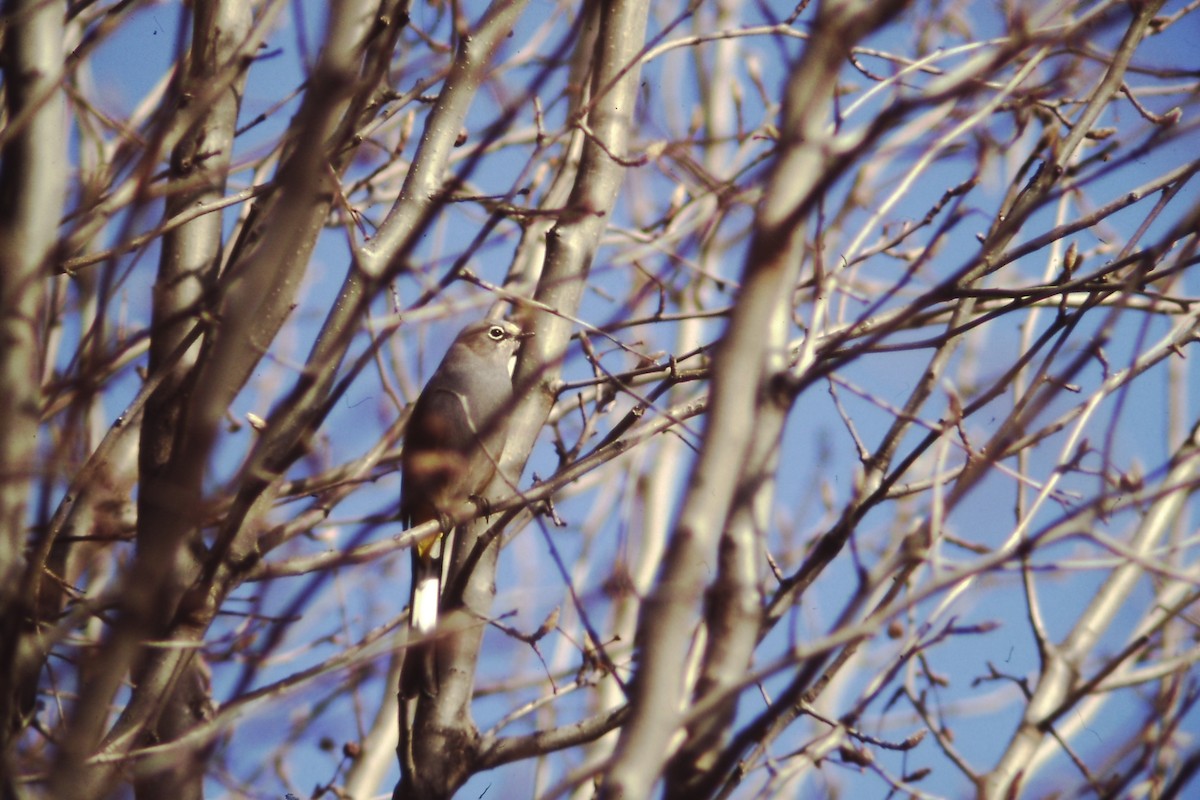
<box><xmin>487</xmin><ymin>325</ymin><xmax>505</xmax><ymax>341</ymax></box>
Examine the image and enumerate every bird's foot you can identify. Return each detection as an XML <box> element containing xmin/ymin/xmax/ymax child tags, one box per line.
<box><xmin>469</xmin><ymin>494</ymin><xmax>492</xmax><ymax>519</ymax></box>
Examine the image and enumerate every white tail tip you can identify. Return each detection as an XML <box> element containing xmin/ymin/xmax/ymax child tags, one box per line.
<box><xmin>412</xmin><ymin>576</ymin><xmax>439</xmax><ymax>633</ymax></box>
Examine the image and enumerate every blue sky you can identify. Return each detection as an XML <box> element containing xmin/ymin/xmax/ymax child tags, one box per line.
<box><xmin>67</xmin><ymin>1</ymin><xmax>1200</xmax><ymax>797</ymax></box>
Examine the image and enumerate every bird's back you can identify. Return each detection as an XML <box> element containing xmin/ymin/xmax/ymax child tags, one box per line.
<box><xmin>399</xmin><ymin>343</ymin><xmax>514</xmax><ymax>526</ymax></box>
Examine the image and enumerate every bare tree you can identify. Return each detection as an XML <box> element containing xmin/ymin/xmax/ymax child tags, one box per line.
<box><xmin>3</xmin><ymin>1</ymin><xmax>1199</xmax><ymax>799</ymax></box>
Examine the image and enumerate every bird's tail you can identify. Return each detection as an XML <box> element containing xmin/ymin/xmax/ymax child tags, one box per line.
<box><xmin>401</xmin><ymin>536</ymin><xmax>443</xmax><ymax>698</ymax></box>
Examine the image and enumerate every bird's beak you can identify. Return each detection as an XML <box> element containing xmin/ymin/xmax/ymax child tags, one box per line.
<box><xmin>516</xmin><ymin>330</ymin><xmax>536</xmax><ymax>340</ymax></box>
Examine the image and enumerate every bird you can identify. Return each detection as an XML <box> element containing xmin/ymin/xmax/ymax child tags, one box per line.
<box><xmin>399</xmin><ymin>318</ymin><xmax>529</xmax><ymax>698</ymax></box>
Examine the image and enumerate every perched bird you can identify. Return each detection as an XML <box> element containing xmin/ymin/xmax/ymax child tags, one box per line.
<box><xmin>399</xmin><ymin>318</ymin><xmax>529</xmax><ymax>697</ymax></box>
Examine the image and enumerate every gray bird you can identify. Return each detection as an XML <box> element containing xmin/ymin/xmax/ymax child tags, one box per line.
<box><xmin>399</xmin><ymin>318</ymin><xmax>529</xmax><ymax>698</ymax></box>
